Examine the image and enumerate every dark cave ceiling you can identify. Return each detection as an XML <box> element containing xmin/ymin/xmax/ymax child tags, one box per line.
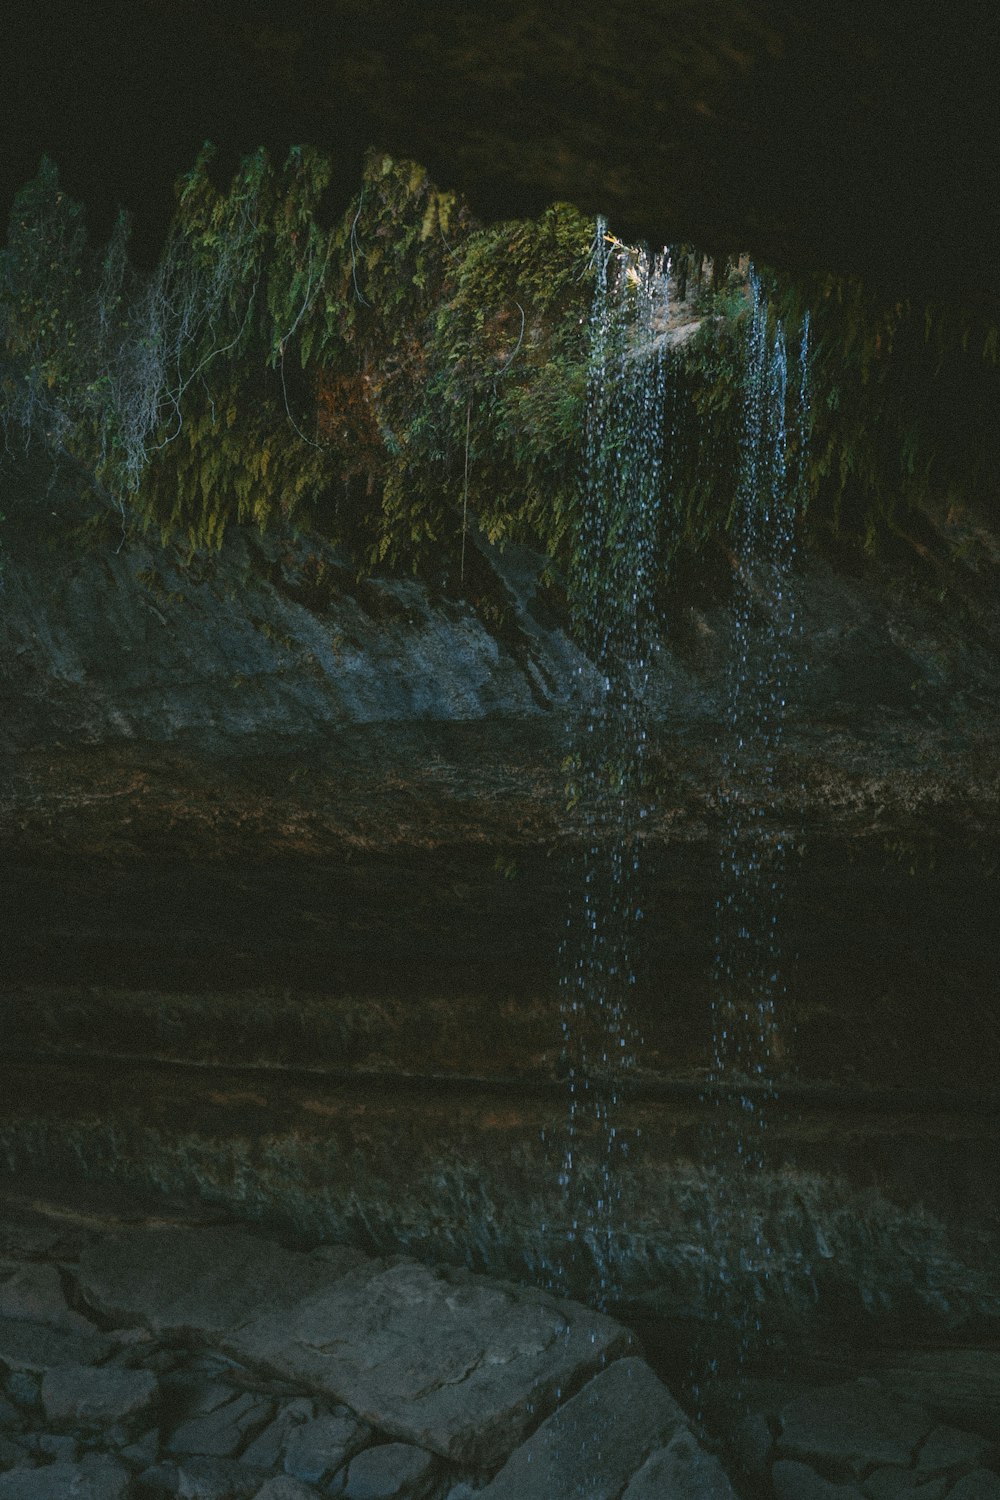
<box><xmin>4</xmin><ymin>1</ymin><xmax>999</xmax><ymax>300</ymax></box>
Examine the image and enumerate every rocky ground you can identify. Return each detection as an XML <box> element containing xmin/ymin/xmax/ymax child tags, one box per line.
<box><xmin>2</xmin><ymin>1181</ymin><xmax>1000</xmax><ymax>1500</ymax></box>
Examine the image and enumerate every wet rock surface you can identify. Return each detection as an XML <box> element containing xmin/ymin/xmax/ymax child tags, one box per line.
<box><xmin>0</xmin><ymin>471</ymin><xmax>998</xmax><ymax>1343</ymax></box>
<box><xmin>2</xmin><ymin>1183</ymin><xmax>1000</xmax><ymax>1499</ymax></box>
<box><xmin>0</xmin><ymin>1189</ymin><xmax>704</xmax><ymax>1498</ymax></box>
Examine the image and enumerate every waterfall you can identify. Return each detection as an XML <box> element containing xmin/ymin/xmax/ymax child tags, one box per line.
<box><xmin>546</xmin><ymin>238</ymin><xmax>813</xmax><ymax>1354</ymax></box>
<box><xmin>551</xmin><ymin>219</ymin><xmax>670</xmax><ymax>1307</ymax></box>
<box><xmin>696</xmin><ymin>269</ymin><xmax>812</xmax><ymax>1388</ymax></box>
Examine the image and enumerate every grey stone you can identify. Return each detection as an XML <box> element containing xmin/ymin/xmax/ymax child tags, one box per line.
<box><xmin>949</xmin><ymin>1473</ymin><xmax>1000</xmax><ymax>1499</ymax></box>
<box><xmin>0</xmin><ymin>1396</ymin><xmax>21</xmax><ymax>1429</ymax></box>
<box><xmin>121</xmin><ymin>1426</ymin><xmax>162</xmax><ymax>1465</ymax></box>
<box><xmin>0</xmin><ymin>1262</ymin><xmax>96</xmax><ymax>1333</ymax></box>
<box><xmin>252</xmin><ymin>1481</ymin><xmax>321</xmax><ymax>1500</ymax></box>
<box><xmin>444</xmin><ymin>1487</ymin><xmax>478</xmax><ymax>1500</ymax></box>
<box><xmin>110</xmin><ymin>1325</ymin><xmax>158</xmax><ymax>1348</ymax></box>
<box><xmin>78</xmin><ymin>1227</ymin><xmax>338</xmax><ymax>1338</ymax></box>
<box><xmin>476</xmin><ymin>1357</ymin><xmax>687</xmax><ymax>1500</ymax></box>
<box><xmin>228</xmin><ymin>1261</ymin><xmax>632</xmax><ymax>1469</ymax></box>
<box><xmin>170</xmin><ymin>1379</ymin><xmax>242</xmax><ymax>1419</ymax></box>
<box><xmin>0</xmin><ymin>1437</ymin><xmax>27</xmax><ymax>1468</ymax></box>
<box><xmin>240</xmin><ymin>1398</ymin><xmax>316</xmax><ymax>1469</ymax></box>
<box><xmin>341</xmin><ymin>1441</ymin><xmax>439</xmax><ymax>1499</ymax></box>
<box><xmin>773</xmin><ymin>1460</ymin><xmax>867</xmax><ymax>1499</ymax></box>
<box><xmin>621</xmin><ymin>1426</ymin><xmax>738</xmax><ymax>1498</ymax></box>
<box><xmin>915</xmin><ymin>1425</ymin><xmax>994</xmax><ymax>1475</ymax></box>
<box><xmin>168</xmin><ymin>1391</ymin><xmax>274</xmax><ymax>1457</ymax></box>
<box><xmin>42</xmin><ymin>1362</ymin><xmax>158</xmax><ymax>1427</ymax></box>
<box><xmin>3</xmin><ymin>1372</ymin><xmax>39</xmax><ymax>1408</ymax></box>
<box><xmin>142</xmin><ymin>1455</ymin><xmax>270</xmax><ymax>1497</ymax></box>
<box><xmin>309</xmin><ymin>1245</ymin><xmax>369</xmax><ymax>1276</ymax></box>
<box><xmin>778</xmin><ymin>1382</ymin><xmax>934</xmax><ymax>1477</ymax></box>
<box><xmin>0</xmin><ymin>1316</ymin><xmax>112</xmax><ymax>1372</ymax></box>
<box><xmin>862</xmin><ymin>1468</ymin><xmax>948</xmax><ymax>1500</ymax></box>
<box><xmin>874</xmin><ymin>1354</ymin><xmax>1000</xmax><ymax>1433</ymax></box>
<box><xmin>732</xmin><ymin>1411</ymin><xmax>775</xmax><ymax>1478</ymax></box>
<box><xmin>37</xmin><ymin>1434</ymin><xmax>78</xmax><ymax>1463</ymax></box>
<box><xmin>283</xmin><ymin>1413</ymin><xmax>369</xmax><ymax>1484</ymax></box>
<box><xmin>0</xmin><ymin>1453</ymin><xmax>131</xmax><ymax>1499</ymax></box>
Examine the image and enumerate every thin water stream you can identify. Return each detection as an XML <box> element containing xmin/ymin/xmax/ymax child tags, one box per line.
<box><xmin>550</xmin><ymin>220</ymin><xmax>669</xmax><ymax>1306</ymax></box>
<box><xmin>552</xmin><ymin>235</ymin><xmax>814</xmax><ymax>1377</ymax></box>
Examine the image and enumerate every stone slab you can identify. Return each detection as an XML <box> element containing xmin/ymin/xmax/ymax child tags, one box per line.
<box><xmin>915</xmin><ymin>1424</ymin><xmax>995</xmax><ymax>1475</ymax></box>
<box><xmin>0</xmin><ymin>1262</ymin><xmax>95</xmax><ymax>1332</ymax></box>
<box><xmin>253</xmin><ymin>1482</ymin><xmax>321</xmax><ymax>1500</ymax></box>
<box><xmin>778</xmin><ymin>1382</ymin><xmax>934</xmax><ymax>1477</ymax></box>
<box><xmin>0</xmin><ymin>1454</ymin><xmax>131</xmax><ymax>1499</ymax></box>
<box><xmin>341</xmin><ymin>1441</ymin><xmax>439</xmax><ymax>1499</ymax></box>
<box><xmin>77</xmin><ymin>1227</ymin><xmax>340</xmax><ymax>1337</ymax></box>
<box><xmin>773</xmin><ymin>1461</ymin><xmax>867</xmax><ymax>1499</ymax></box>
<box><xmin>240</xmin><ymin>1397</ymin><xmax>316</xmax><ymax>1468</ymax></box>
<box><xmin>282</xmin><ymin>1412</ymin><xmax>369</xmax><ymax>1483</ymax></box>
<box><xmin>168</xmin><ymin>1390</ymin><xmax>274</xmax><ymax>1457</ymax></box>
<box><xmin>475</xmin><ymin>1356</ymin><xmax>687</xmax><ymax>1500</ymax></box>
<box><xmin>0</xmin><ymin>1316</ymin><xmax>113</xmax><ymax>1372</ymax></box>
<box><xmin>142</xmin><ymin>1456</ymin><xmax>270</xmax><ymax>1498</ymax></box>
<box><xmin>875</xmin><ymin>1354</ymin><xmax>1000</xmax><ymax>1434</ymax></box>
<box><xmin>621</xmin><ymin>1426</ymin><xmax>738</xmax><ymax>1498</ymax></box>
<box><xmin>949</xmin><ymin>1473</ymin><xmax>1000</xmax><ymax>1499</ymax></box>
<box><xmin>41</xmin><ymin>1362</ymin><xmax>158</xmax><ymax>1427</ymax></box>
<box><xmin>226</xmin><ymin>1261</ymin><xmax>633</xmax><ymax>1469</ymax></box>
<box><xmin>862</xmin><ymin>1468</ymin><xmax>948</xmax><ymax>1500</ymax></box>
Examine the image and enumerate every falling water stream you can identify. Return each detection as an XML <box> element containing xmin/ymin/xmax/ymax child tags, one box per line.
<box><xmin>551</xmin><ymin>220</ymin><xmax>669</xmax><ymax>1306</ymax></box>
<box><xmin>552</xmin><ymin>235</ymin><xmax>813</xmax><ymax>1383</ymax></box>
<box><xmin>693</xmin><ymin>272</ymin><xmax>812</xmax><ymax>1399</ymax></box>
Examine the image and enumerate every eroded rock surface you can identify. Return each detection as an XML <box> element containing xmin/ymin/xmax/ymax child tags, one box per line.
<box><xmin>78</xmin><ymin>1227</ymin><xmax>337</xmax><ymax>1337</ymax></box>
<box><xmin>621</xmin><ymin>1424</ymin><xmax>738</xmax><ymax>1497</ymax></box>
<box><xmin>6</xmin><ymin>1184</ymin><xmax>1000</xmax><ymax>1500</ymax></box>
<box><xmin>40</xmin><ymin>1364</ymin><xmax>157</xmax><ymax>1429</ymax></box>
<box><xmin>475</xmin><ymin>1356</ymin><xmax>686</xmax><ymax>1499</ymax></box>
<box><xmin>777</xmin><ymin>1382</ymin><xmax>934</xmax><ymax>1477</ymax></box>
<box><xmin>227</xmin><ymin>1259</ymin><xmax>632</xmax><ymax>1467</ymax></box>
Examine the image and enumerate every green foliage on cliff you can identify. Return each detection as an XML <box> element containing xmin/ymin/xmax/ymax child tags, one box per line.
<box><xmin>2</xmin><ymin>149</ymin><xmax>998</xmax><ymax>588</ymax></box>
<box><xmin>771</xmin><ymin>271</ymin><xmax>1000</xmax><ymax>565</ymax></box>
<box><xmin>0</xmin><ymin>148</ymin><xmax>593</xmax><ymax>572</ymax></box>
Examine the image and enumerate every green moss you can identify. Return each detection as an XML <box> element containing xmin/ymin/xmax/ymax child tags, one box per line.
<box><xmin>4</xmin><ymin>151</ymin><xmax>999</xmax><ymax>594</ymax></box>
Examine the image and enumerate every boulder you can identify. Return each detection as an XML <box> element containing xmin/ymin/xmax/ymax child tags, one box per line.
<box><xmin>777</xmin><ymin>1382</ymin><xmax>934</xmax><ymax>1477</ymax></box>
<box><xmin>77</xmin><ymin>1227</ymin><xmax>337</xmax><ymax>1337</ymax></box>
<box><xmin>226</xmin><ymin>1261</ymin><xmax>632</xmax><ymax>1469</ymax></box>
<box><xmin>141</xmin><ymin>1455</ymin><xmax>271</xmax><ymax>1498</ymax></box>
<box><xmin>948</xmin><ymin>1473</ymin><xmax>1000</xmax><ymax>1499</ymax></box>
<box><xmin>914</xmin><ymin>1425</ymin><xmax>995</xmax><ymax>1476</ymax></box>
<box><xmin>0</xmin><ymin>1454</ymin><xmax>131</xmax><ymax>1499</ymax></box>
<box><xmin>0</xmin><ymin>1315</ymin><xmax>112</xmax><ymax>1372</ymax></box>
<box><xmin>862</xmin><ymin>1468</ymin><xmax>948</xmax><ymax>1499</ymax></box>
<box><xmin>282</xmin><ymin>1412</ymin><xmax>369</xmax><ymax>1484</ymax></box>
<box><xmin>621</xmin><ymin>1425</ymin><xmax>738</xmax><ymax>1497</ymax></box>
<box><xmin>475</xmin><ymin>1357</ymin><xmax>686</xmax><ymax>1500</ymax></box>
<box><xmin>252</xmin><ymin>1482</ymin><xmax>321</xmax><ymax>1500</ymax></box>
<box><xmin>0</xmin><ymin>1396</ymin><xmax>21</xmax><ymax>1429</ymax></box>
<box><xmin>340</xmin><ymin>1441</ymin><xmax>440</xmax><ymax>1499</ymax></box>
<box><xmin>36</xmin><ymin>1434</ymin><xmax>79</xmax><ymax>1463</ymax></box>
<box><xmin>167</xmin><ymin>1390</ymin><xmax>274</xmax><ymax>1457</ymax></box>
<box><xmin>240</xmin><ymin>1397</ymin><xmax>317</xmax><ymax>1469</ymax></box>
<box><xmin>0</xmin><ymin>1262</ymin><xmax>96</xmax><ymax>1333</ymax></box>
<box><xmin>0</xmin><ymin>1438</ymin><xmax>27</xmax><ymax>1469</ymax></box>
<box><xmin>41</xmin><ymin>1362</ymin><xmax>158</xmax><ymax>1428</ymax></box>
<box><xmin>874</xmin><ymin>1354</ymin><xmax>1000</xmax><ymax>1435</ymax></box>
<box><xmin>773</xmin><ymin>1460</ymin><xmax>867</xmax><ymax>1499</ymax></box>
